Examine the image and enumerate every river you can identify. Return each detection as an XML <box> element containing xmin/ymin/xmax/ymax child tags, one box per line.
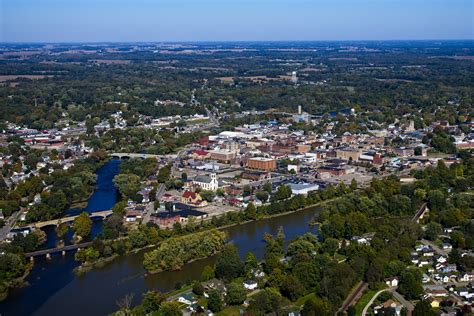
<box><xmin>0</xmin><ymin>160</ymin><xmax>319</xmax><ymax>316</ymax></box>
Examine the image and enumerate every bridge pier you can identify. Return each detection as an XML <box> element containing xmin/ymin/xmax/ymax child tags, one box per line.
<box><xmin>46</xmin><ymin>253</ymin><xmax>51</xmax><ymax>260</ymax></box>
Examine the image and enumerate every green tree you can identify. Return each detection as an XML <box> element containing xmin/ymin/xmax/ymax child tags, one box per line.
<box><xmin>200</xmin><ymin>190</ymin><xmax>216</xmax><ymax>202</ymax></box>
<box><xmin>207</xmin><ymin>289</ymin><xmax>223</xmax><ymax>312</ymax></box>
<box><xmin>192</xmin><ymin>281</ymin><xmax>205</xmax><ymax>296</ymax></box>
<box><xmin>56</xmin><ymin>222</ymin><xmax>69</xmax><ymax>240</ymax></box>
<box><xmin>73</xmin><ymin>212</ymin><xmax>92</xmax><ymax>238</ymax></box>
<box><xmin>398</xmin><ymin>269</ymin><xmax>423</xmax><ymax>300</ymax></box>
<box><xmin>113</xmin><ymin>174</ymin><xmax>141</xmax><ymax>198</ymax></box>
<box><xmin>141</xmin><ymin>291</ymin><xmax>165</xmax><ymax>313</ymax></box>
<box><xmin>159</xmin><ymin>302</ymin><xmax>182</xmax><ymax>316</ymax></box>
<box><xmin>263</xmin><ymin>182</ymin><xmax>273</xmax><ymax>194</ymax></box>
<box><xmin>424</xmin><ymin>222</ymin><xmax>442</xmax><ymax>241</ymax></box>
<box><xmin>244</xmin><ymin>203</ymin><xmax>257</xmax><ymax>220</ymax></box>
<box><xmin>215</xmin><ymin>245</ymin><xmax>244</xmax><ymax>281</ymax></box>
<box><xmin>413</xmin><ymin>300</ymin><xmax>436</xmax><ymax>316</ymax></box>
<box><xmin>200</xmin><ymin>265</ymin><xmax>215</xmax><ymax>281</ymax></box>
<box><xmin>350</xmin><ymin>178</ymin><xmax>358</xmax><ymax>191</ymax></box>
<box><xmin>301</xmin><ymin>297</ymin><xmax>332</xmax><ymax>316</ymax></box>
<box><xmin>225</xmin><ymin>283</ymin><xmax>246</xmax><ymax>305</ymax></box>
<box><xmin>256</xmin><ymin>191</ymin><xmax>269</xmax><ymax>203</ymax></box>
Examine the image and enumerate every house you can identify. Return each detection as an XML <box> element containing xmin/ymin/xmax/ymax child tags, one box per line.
<box><xmin>193</xmin><ymin>173</ymin><xmax>219</xmax><ymax>191</ymax></box>
<box><xmin>429</xmin><ymin>297</ymin><xmax>443</xmax><ymax>308</ymax></box>
<box><xmin>181</xmin><ymin>190</ymin><xmax>207</xmax><ymax>206</ymax></box>
<box><xmin>458</xmin><ymin>272</ymin><xmax>474</xmax><ymax>282</ymax></box>
<box><xmin>426</xmin><ymin>288</ymin><xmax>448</xmax><ymax>297</ymax></box>
<box><xmin>442</xmin><ymin>264</ymin><xmax>457</xmax><ymax>273</ymax></box>
<box><xmin>191</xmin><ymin>149</ymin><xmax>211</xmax><ymax>160</ymax></box>
<box><xmin>442</xmin><ymin>243</ymin><xmax>453</xmax><ymax>251</ymax></box>
<box><xmin>178</xmin><ymin>293</ymin><xmax>197</xmax><ymax>305</ymax></box>
<box><xmin>243</xmin><ymin>280</ymin><xmax>258</xmax><ymax>290</ymax></box>
<box><xmin>385</xmin><ymin>277</ymin><xmax>399</xmax><ymax>287</ymax></box>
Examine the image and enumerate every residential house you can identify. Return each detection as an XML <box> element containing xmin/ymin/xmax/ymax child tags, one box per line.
<box><xmin>243</xmin><ymin>280</ymin><xmax>258</xmax><ymax>290</ymax></box>
<box><xmin>181</xmin><ymin>190</ymin><xmax>207</xmax><ymax>207</ymax></box>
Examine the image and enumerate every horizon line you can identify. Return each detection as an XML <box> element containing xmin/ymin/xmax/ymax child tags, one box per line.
<box><xmin>1</xmin><ymin>39</ymin><xmax>474</xmax><ymax>45</ymax></box>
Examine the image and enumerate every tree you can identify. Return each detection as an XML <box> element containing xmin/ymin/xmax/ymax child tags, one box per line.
<box><xmin>398</xmin><ymin>269</ymin><xmax>423</xmax><ymax>300</ymax></box>
<box><xmin>157</xmin><ymin>165</ymin><xmax>171</xmax><ymax>183</ymax></box>
<box><xmin>244</xmin><ymin>203</ymin><xmax>257</xmax><ymax>220</ymax></box>
<box><xmin>413</xmin><ymin>300</ymin><xmax>436</xmax><ymax>316</ymax></box>
<box><xmin>192</xmin><ymin>281</ymin><xmax>205</xmax><ymax>296</ymax></box>
<box><xmin>247</xmin><ymin>288</ymin><xmax>282</xmax><ymax>315</ymax></box>
<box><xmin>427</xmin><ymin>189</ymin><xmax>446</xmax><ymax>212</ymax></box>
<box><xmin>113</xmin><ymin>174</ymin><xmax>141</xmax><ymax>198</ymax></box>
<box><xmin>256</xmin><ymin>191</ymin><xmax>269</xmax><ymax>203</ymax></box>
<box><xmin>112</xmin><ymin>200</ymin><xmax>127</xmax><ymax>216</ymax></box>
<box><xmin>73</xmin><ymin>212</ymin><xmax>92</xmax><ymax>238</ymax></box>
<box><xmin>215</xmin><ymin>245</ymin><xmax>244</xmax><ymax>281</ymax></box>
<box><xmin>200</xmin><ymin>190</ymin><xmax>216</xmax><ymax>202</ymax></box>
<box><xmin>350</xmin><ymin>178</ymin><xmax>358</xmax><ymax>191</ymax></box>
<box><xmin>301</xmin><ymin>297</ymin><xmax>332</xmax><ymax>316</ymax></box>
<box><xmin>200</xmin><ymin>265</ymin><xmax>215</xmax><ymax>281</ymax></box>
<box><xmin>181</xmin><ymin>172</ymin><xmax>188</xmax><ymax>181</ymax></box>
<box><xmin>245</xmin><ymin>252</ymin><xmax>259</xmax><ymax>276</ymax></box>
<box><xmin>263</xmin><ymin>182</ymin><xmax>273</xmax><ymax>194</ymax></box>
<box><xmin>159</xmin><ymin>302</ymin><xmax>182</xmax><ymax>316</ymax></box>
<box><xmin>225</xmin><ymin>283</ymin><xmax>246</xmax><ymax>305</ymax></box>
<box><xmin>56</xmin><ymin>222</ymin><xmax>69</xmax><ymax>240</ymax></box>
<box><xmin>207</xmin><ymin>289</ymin><xmax>223</xmax><ymax>312</ymax></box>
<box><xmin>141</xmin><ymin>291</ymin><xmax>165</xmax><ymax>313</ymax></box>
<box><xmin>424</xmin><ymin>222</ymin><xmax>442</xmax><ymax>241</ymax></box>
<box><xmin>103</xmin><ymin>214</ymin><xmax>126</xmax><ymax>239</ymax></box>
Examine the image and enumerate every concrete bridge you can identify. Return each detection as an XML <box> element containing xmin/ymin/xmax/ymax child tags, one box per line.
<box><xmin>110</xmin><ymin>152</ymin><xmax>161</xmax><ymax>159</ymax></box>
<box><xmin>26</xmin><ymin>210</ymin><xmax>113</xmax><ymax>228</ymax></box>
<box><xmin>25</xmin><ymin>241</ymin><xmax>93</xmax><ymax>258</ymax></box>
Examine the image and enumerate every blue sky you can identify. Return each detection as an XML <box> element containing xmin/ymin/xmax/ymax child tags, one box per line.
<box><xmin>1</xmin><ymin>0</ymin><xmax>473</xmax><ymax>42</ymax></box>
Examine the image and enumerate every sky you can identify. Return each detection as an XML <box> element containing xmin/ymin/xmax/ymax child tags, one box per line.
<box><xmin>1</xmin><ymin>0</ymin><xmax>473</xmax><ymax>42</ymax></box>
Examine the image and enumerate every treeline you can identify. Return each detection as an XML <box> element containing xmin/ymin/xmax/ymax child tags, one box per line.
<box><xmin>86</xmin><ymin>127</ymin><xmax>203</xmax><ymax>155</ymax></box>
<box><xmin>143</xmin><ymin>230</ymin><xmax>227</xmax><ymax>272</ymax></box>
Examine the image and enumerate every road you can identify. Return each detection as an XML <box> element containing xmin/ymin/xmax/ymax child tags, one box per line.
<box><xmin>421</xmin><ymin>239</ymin><xmax>448</xmax><ymax>256</ymax></box>
<box><xmin>362</xmin><ymin>288</ymin><xmax>395</xmax><ymax>316</ymax></box>
<box><xmin>0</xmin><ymin>210</ymin><xmax>21</xmax><ymax>241</ymax></box>
<box><xmin>142</xmin><ymin>148</ymin><xmax>188</xmax><ymax>224</ymax></box>
<box><xmin>392</xmin><ymin>291</ymin><xmax>414</xmax><ymax>315</ymax></box>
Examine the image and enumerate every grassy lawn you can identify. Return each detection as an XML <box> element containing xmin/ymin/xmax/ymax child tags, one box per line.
<box><xmin>294</xmin><ymin>292</ymin><xmax>317</xmax><ymax>306</ymax></box>
<box><xmin>355</xmin><ymin>289</ymin><xmax>377</xmax><ymax>315</ymax></box>
<box><xmin>216</xmin><ymin>305</ymin><xmax>242</xmax><ymax>316</ymax></box>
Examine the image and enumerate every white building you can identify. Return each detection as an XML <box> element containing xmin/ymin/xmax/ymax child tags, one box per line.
<box><xmin>243</xmin><ymin>280</ymin><xmax>258</xmax><ymax>290</ymax></box>
<box><xmin>288</xmin><ymin>183</ymin><xmax>319</xmax><ymax>195</ymax></box>
<box><xmin>193</xmin><ymin>173</ymin><xmax>219</xmax><ymax>191</ymax></box>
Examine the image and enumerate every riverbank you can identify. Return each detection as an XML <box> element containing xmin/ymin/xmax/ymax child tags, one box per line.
<box><xmin>0</xmin><ymin>262</ymin><xmax>33</xmax><ymax>301</ymax></box>
<box><xmin>73</xmin><ymin>197</ymin><xmax>337</xmax><ymax>274</ymax></box>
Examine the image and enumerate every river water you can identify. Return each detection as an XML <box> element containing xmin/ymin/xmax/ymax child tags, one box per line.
<box><xmin>0</xmin><ymin>160</ymin><xmax>319</xmax><ymax>316</ymax></box>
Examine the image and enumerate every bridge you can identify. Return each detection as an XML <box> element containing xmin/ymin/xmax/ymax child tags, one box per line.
<box><xmin>25</xmin><ymin>241</ymin><xmax>93</xmax><ymax>258</ymax></box>
<box><xmin>412</xmin><ymin>202</ymin><xmax>429</xmax><ymax>223</ymax></box>
<box><xmin>26</xmin><ymin>210</ymin><xmax>113</xmax><ymax>228</ymax></box>
<box><xmin>110</xmin><ymin>152</ymin><xmax>161</xmax><ymax>159</ymax></box>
